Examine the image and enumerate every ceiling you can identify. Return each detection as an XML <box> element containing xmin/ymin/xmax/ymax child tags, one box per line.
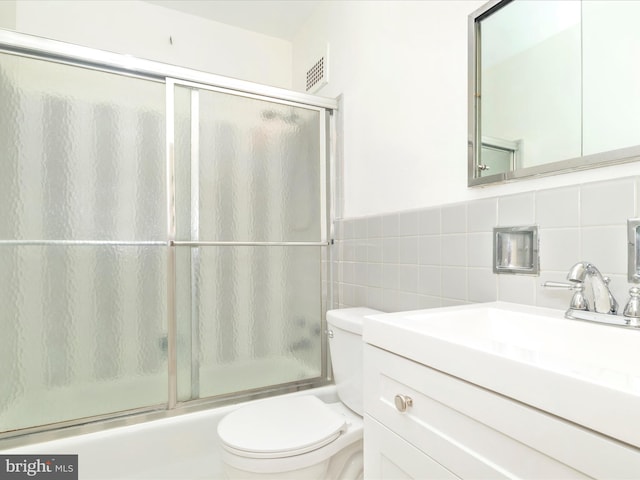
<box><xmin>144</xmin><ymin>0</ymin><xmax>321</xmax><ymax>41</ymax></box>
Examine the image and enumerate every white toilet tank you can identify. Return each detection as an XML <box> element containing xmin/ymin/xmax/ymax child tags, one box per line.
<box><xmin>326</xmin><ymin>307</ymin><xmax>381</xmax><ymax>416</ymax></box>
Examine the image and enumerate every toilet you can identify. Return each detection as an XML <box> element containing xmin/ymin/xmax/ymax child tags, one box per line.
<box><xmin>217</xmin><ymin>307</ymin><xmax>381</xmax><ymax>479</ymax></box>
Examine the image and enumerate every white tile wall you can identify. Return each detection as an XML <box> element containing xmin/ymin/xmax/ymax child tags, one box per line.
<box><xmin>335</xmin><ymin>177</ymin><xmax>640</xmax><ymax>313</ymax></box>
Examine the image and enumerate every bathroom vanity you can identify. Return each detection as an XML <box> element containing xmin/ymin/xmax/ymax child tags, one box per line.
<box><xmin>362</xmin><ymin>302</ymin><xmax>640</xmax><ymax>479</ymax></box>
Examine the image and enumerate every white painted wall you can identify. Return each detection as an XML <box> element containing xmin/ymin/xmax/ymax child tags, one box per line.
<box><xmin>292</xmin><ymin>0</ymin><xmax>640</xmax><ymax>218</ymax></box>
<box><xmin>9</xmin><ymin>0</ymin><xmax>292</xmax><ymax>89</ymax></box>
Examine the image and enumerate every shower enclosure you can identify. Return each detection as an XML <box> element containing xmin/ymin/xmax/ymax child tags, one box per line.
<box><xmin>0</xmin><ymin>30</ymin><xmax>336</xmax><ymax>440</ymax></box>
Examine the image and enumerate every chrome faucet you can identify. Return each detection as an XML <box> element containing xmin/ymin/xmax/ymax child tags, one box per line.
<box><xmin>566</xmin><ymin>262</ymin><xmax>618</xmax><ymax>314</ymax></box>
<box><xmin>542</xmin><ymin>262</ymin><xmax>640</xmax><ymax>328</ymax></box>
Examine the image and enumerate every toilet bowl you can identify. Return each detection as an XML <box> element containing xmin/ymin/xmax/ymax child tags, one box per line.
<box><xmin>216</xmin><ymin>307</ymin><xmax>381</xmax><ymax>479</ymax></box>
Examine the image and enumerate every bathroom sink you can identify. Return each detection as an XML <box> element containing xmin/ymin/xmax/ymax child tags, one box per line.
<box><xmin>364</xmin><ymin>302</ymin><xmax>640</xmax><ymax>449</ymax></box>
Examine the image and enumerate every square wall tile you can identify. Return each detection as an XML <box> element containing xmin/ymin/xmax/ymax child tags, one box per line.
<box><xmin>353</xmin><ymin>285</ymin><xmax>367</xmax><ymax>306</ymax></box>
<box><xmin>418</xmin><ymin>266</ymin><xmax>441</xmax><ymax>296</ymax></box>
<box><xmin>536</xmin><ymin>187</ymin><xmax>579</xmax><ymax>228</ymax></box>
<box><xmin>419</xmin><ymin>208</ymin><xmax>441</xmax><ymax>235</ymax></box>
<box><xmin>382</xmin><ymin>237</ymin><xmax>399</xmax><ymax>264</ymax></box>
<box><xmin>441</xmin><ymin>298</ymin><xmax>470</xmax><ymax>307</ymax></box>
<box><xmin>498</xmin><ymin>193</ymin><xmax>535</xmax><ymax>226</ymax></box>
<box><xmin>382</xmin><ymin>264</ymin><xmax>399</xmax><ymax>290</ymax></box>
<box><xmin>367</xmin><ymin>287</ymin><xmax>385</xmax><ymax>311</ymax></box>
<box><xmin>467</xmin><ymin>232</ymin><xmax>492</xmax><ymax>268</ymax></box>
<box><xmin>343</xmin><ymin>219</ymin><xmax>356</xmax><ymax>239</ymax></box>
<box><xmin>418</xmin><ymin>295</ymin><xmax>441</xmax><ymax>309</ymax></box>
<box><xmin>498</xmin><ymin>274</ymin><xmax>536</xmax><ymax>305</ymax></box>
<box><xmin>581</xmin><ymin>178</ymin><xmax>635</xmax><ymax>227</ymax></box>
<box><xmin>398</xmin><ymin>236</ymin><xmax>419</xmax><ymax>264</ymax></box>
<box><xmin>342</xmin><ymin>283</ymin><xmax>355</xmax><ymax>306</ymax></box>
<box><xmin>538</xmin><ymin>228</ymin><xmax>580</xmax><ymax>272</ymax></box>
<box><xmin>419</xmin><ymin>235</ymin><xmax>441</xmax><ymax>266</ymax></box>
<box><xmin>581</xmin><ymin>225</ymin><xmax>627</xmax><ymax>275</ymax></box>
<box><xmin>334</xmin><ymin>220</ymin><xmax>344</xmax><ymax>240</ymax></box>
<box><xmin>468</xmin><ymin>198</ymin><xmax>497</xmax><ymax>233</ymax></box>
<box><xmin>367</xmin><ymin>238</ymin><xmax>383</xmax><ymax>263</ymax></box>
<box><xmin>442</xmin><ymin>267</ymin><xmax>467</xmax><ymax>300</ymax></box>
<box><xmin>442</xmin><ymin>204</ymin><xmax>467</xmax><ymax>234</ymax></box>
<box><xmin>441</xmin><ymin>234</ymin><xmax>467</xmax><ymax>266</ymax></box>
<box><xmin>398</xmin><ymin>264</ymin><xmax>419</xmax><ymax>293</ymax></box>
<box><xmin>353</xmin><ymin>239</ymin><xmax>368</xmax><ymax>262</ymax></box>
<box><xmin>367</xmin><ymin>263</ymin><xmax>383</xmax><ymax>288</ymax></box>
<box><xmin>396</xmin><ymin>291</ymin><xmax>420</xmax><ymax>311</ymax></box>
<box><xmin>343</xmin><ymin>240</ymin><xmax>355</xmax><ymax>262</ymax></box>
<box><xmin>342</xmin><ymin>261</ymin><xmax>354</xmax><ymax>284</ymax></box>
<box><xmin>398</xmin><ymin>211</ymin><xmax>420</xmax><ymax>236</ymax></box>
<box><xmin>354</xmin><ymin>262</ymin><xmax>368</xmax><ymax>285</ymax></box>
<box><xmin>353</xmin><ymin>218</ymin><xmax>368</xmax><ymax>239</ymax></box>
<box><xmin>367</xmin><ymin>216</ymin><xmax>383</xmax><ymax>238</ymax></box>
<box><xmin>467</xmin><ymin>268</ymin><xmax>497</xmax><ymax>302</ymax></box>
<box><xmin>382</xmin><ymin>213</ymin><xmax>399</xmax><ymax>237</ymax></box>
<box><xmin>382</xmin><ymin>289</ymin><xmax>400</xmax><ymax>312</ymax></box>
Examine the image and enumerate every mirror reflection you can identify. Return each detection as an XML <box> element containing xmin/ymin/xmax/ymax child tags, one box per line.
<box><xmin>470</xmin><ymin>0</ymin><xmax>640</xmax><ymax>184</ymax></box>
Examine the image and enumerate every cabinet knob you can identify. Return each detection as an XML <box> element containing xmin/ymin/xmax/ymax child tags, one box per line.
<box><xmin>394</xmin><ymin>394</ymin><xmax>413</xmax><ymax>413</ymax></box>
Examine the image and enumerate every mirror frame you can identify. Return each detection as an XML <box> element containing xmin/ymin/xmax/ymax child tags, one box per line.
<box><xmin>468</xmin><ymin>0</ymin><xmax>640</xmax><ymax>187</ymax></box>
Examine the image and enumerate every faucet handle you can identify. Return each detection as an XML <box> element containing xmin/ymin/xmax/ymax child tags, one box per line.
<box><xmin>623</xmin><ymin>287</ymin><xmax>640</xmax><ymax>319</ymax></box>
<box><xmin>542</xmin><ymin>281</ymin><xmax>573</xmax><ymax>289</ymax></box>
<box><xmin>542</xmin><ymin>281</ymin><xmax>589</xmax><ymax>311</ymax></box>
<box><xmin>567</xmin><ymin>283</ymin><xmax>588</xmax><ymax>311</ymax></box>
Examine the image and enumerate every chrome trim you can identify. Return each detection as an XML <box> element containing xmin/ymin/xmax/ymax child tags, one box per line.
<box><xmin>319</xmin><ymin>110</ymin><xmax>329</xmax><ymax>243</ymax></box>
<box><xmin>0</xmin><ymin>30</ymin><xmax>337</xmax><ymax>110</ymax></box>
<box><xmin>190</xmin><ymin>88</ymin><xmax>201</xmax><ymax>400</ymax></box>
<box><xmin>171</xmin><ymin>241</ymin><xmax>330</xmax><ymax>247</ymax></box>
<box><xmin>0</xmin><ymin>404</ymin><xmax>166</xmax><ymax>446</ymax></box>
<box><xmin>492</xmin><ymin>226</ymin><xmax>539</xmax><ymax>275</ymax></box>
<box><xmin>628</xmin><ymin>218</ymin><xmax>640</xmax><ymax>283</ymax></box>
<box><xmin>565</xmin><ymin>309</ymin><xmax>640</xmax><ymax>329</ymax></box>
<box><xmin>470</xmin><ymin>144</ymin><xmax>640</xmax><ymax>187</ymax></box>
<box><xmin>0</xmin><ymin>240</ymin><xmax>167</xmax><ymax>246</ymax></box>
<box><xmin>172</xmin><ymin>78</ymin><xmax>329</xmax><ymax>113</ymax></box>
<box><xmin>467</xmin><ymin>0</ymin><xmax>640</xmax><ymax>187</ymax></box>
<box><xmin>166</xmin><ymin>79</ymin><xmax>178</xmax><ymax>409</ymax></box>
<box><xmin>0</xmin><ymin>379</ymin><xmax>331</xmax><ymax>449</ymax></box>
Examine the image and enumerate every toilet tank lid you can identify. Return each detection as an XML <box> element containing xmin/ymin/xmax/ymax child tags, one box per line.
<box><xmin>326</xmin><ymin>308</ymin><xmax>382</xmax><ymax>335</ymax></box>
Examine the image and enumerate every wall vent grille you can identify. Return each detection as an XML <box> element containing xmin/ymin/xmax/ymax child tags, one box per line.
<box><xmin>306</xmin><ymin>56</ymin><xmax>326</xmax><ymax>92</ymax></box>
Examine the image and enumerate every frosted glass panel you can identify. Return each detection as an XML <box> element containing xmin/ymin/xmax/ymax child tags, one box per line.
<box><xmin>0</xmin><ymin>245</ymin><xmax>168</xmax><ymax>432</ymax></box>
<box><xmin>176</xmin><ymin>246</ymin><xmax>323</xmax><ymax>399</ymax></box>
<box><xmin>0</xmin><ymin>53</ymin><xmax>166</xmax><ymax>241</ymax></box>
<box><xmin>189</xmin><ymin>90</ymin><xmax>322</xmax><ymax>242</ymax></box>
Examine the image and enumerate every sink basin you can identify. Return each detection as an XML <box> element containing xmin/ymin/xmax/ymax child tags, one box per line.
<box><xmin>364</xmin><ymin>301</ymin><xmax>640</xmax><ymax>449</ymax></box>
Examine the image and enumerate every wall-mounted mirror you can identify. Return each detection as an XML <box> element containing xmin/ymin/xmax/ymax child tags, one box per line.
<box><xmin>469</xmin><ymin>0</ymin><xmax>640</xmax><ymax>186</ymax></box>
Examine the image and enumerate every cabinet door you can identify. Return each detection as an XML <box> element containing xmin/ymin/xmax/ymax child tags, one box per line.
<box><xmin>364</xmin><ymin>415</ymin><xmax>460</xmax><ymax>480</ymax></box>
<box><xmin>364</xmin><ymin>345</ymin><xmax>613</xmax><ymax>479</ymax></box>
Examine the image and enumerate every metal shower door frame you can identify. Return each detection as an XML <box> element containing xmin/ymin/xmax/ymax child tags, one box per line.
<box><xmin>0</xmin><ymin>28</ymin><xmax>337</xmax><ymax>446</ymax></box>
<box><xmin>165</xmin><ymin>78</ymin><xmax>333</xmax><ymax>408</ymax></box>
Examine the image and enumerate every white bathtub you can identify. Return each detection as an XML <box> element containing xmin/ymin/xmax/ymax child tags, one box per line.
<box><xmin>2</xmin><ymin>386</ymin><xmax>338</xmax><ymax>479</ymax></box>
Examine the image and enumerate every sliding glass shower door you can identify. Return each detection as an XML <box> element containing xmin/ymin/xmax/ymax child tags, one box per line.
<box><xmin>0</xmin><ymin>33</ymin><xmax>332</xmax><ymax>438</ymax></box>
<box><xmin>173</xmin><ymin>82</ymin><xmax>329</xmax><ymax>401</ymax></box>
<box><xmin>0</xmin><ymin>53</ymin><xmax>168</xmax><ymax>432</ymax></box>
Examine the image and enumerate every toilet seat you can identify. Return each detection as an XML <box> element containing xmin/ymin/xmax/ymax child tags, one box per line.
<box><xmin>217</xmin><ymin>396</ymin><xmax>348</xmax><ymax>459</ymax></box>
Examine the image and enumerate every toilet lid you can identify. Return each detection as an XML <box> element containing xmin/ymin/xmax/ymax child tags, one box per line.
<box><xmin>217</xmin><ymin>396</ymin><xmax>347</xmax><ymax>459</ymax></box>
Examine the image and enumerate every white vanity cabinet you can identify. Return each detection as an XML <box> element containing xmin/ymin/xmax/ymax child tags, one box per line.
<box><xmin>363</xmin><ymin>344</ymin><xmax>640</xmax><ymax>479</ymax></box>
